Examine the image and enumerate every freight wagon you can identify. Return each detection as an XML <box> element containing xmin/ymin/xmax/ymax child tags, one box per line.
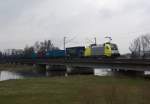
<box><xmin>46</xmin><ymin>50</ymin><xmax>65</xmax><ymax>58</ymax></box>
<box><xmin>66</xmin><ymin>47</ymin><xmax>85</xmax><ymax>57</ymax></box>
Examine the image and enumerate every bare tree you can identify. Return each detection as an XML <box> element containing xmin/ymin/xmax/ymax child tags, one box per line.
<box><xmin>34</xmin><ymin>40</ymin><xmax>59</xmax><ymax>53</ymax></box>
<box><xmin>129</xmin><ymin>34</ymin><xmax>150</xmax><ymax>58</ymax></box>
<box><xmin>24</xmin><ymin>45</ymin><xmax>35</xmax><ymax>58</ymax></box>
<box><xmin>24</xmin><ymin>40</ymin><xmax>59</xmax><ymax>58</ymax></box>
<box><xmin>34</xmin><ymin>41</ymin><xmax>40</xmax><ymax>53</ymax></box>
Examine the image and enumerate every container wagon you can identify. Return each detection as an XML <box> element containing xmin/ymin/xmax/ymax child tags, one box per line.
<box><xmin>46</xmin><ymin>50</ymin><xmax>65</xmax><ymax>58</ymax></box>
<box><xmin>66</xmin><ymin>46</ymin><xmax>85</xmax><ymax>57</ymax></box>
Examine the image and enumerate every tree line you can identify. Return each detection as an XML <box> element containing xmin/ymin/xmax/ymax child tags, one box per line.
<box><xmin>1</xmin><ymin>40</ymin><xmax>59</xmax><ymax>58</ymax></box>
<box><xmin>129</xmin><ymin>33</ymin><xmax>150</xmax><ymax>58</ymax></box>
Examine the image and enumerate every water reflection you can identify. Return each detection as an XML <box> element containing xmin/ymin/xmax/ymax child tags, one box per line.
<box><xmin>144</xmin><ymin>71</ymin><xmax>150</xmax><ymax>75</ymax></box>
<box><xmin>0</xmin><ymin>69</ymin><xmax>107</xmax><ymax>81</ymax></box>
<box><xmin>94</xmin><ymin>68</ymin><xmax>150</xmax><ymax>76</ymax></box>
<box><xmin>1</xmin><ymin>69</ymin><xmax>150</xmax><ymax>81</ymax></box>
<box><xmin>0</xmin><ymin>71</ymin><xmax>23</xmax><ymax>81</ymax></box>
<box><xmin>94</xmin><ymin>68</ymin><xmax>112</xmax><ymax>76</ymax></box>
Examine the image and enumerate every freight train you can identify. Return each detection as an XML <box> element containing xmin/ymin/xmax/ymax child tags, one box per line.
<box><xmin>37</xmin><ymin>42</ymin><xmax>120</xmax><ymax>58</ymax></box>
<box><xmin>3</xmin><ymin>42</ymin><xmax>120</xmax><ymax>59</ymax></box>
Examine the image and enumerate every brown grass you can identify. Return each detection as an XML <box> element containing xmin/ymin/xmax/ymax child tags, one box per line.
<box><xmin>0</xmin><ymin>76</ymin><xmax>150</xmax><ymax>104</ymax></box>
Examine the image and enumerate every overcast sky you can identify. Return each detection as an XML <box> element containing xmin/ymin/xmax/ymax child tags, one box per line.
<box><xmin>0</xmin><ymin>0</ymin><xmax>150</xmax><ymax>53</ymax></box>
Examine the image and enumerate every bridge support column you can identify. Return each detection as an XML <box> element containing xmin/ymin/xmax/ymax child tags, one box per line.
<box><xmin>33</xmin><ymin>64</ymin><xmax>47</xmax><ymax>75</ymax></box>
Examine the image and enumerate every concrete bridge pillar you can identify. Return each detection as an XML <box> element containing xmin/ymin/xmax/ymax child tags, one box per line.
<box><xmin>46</xmin><ymin>65</ymin><xmax>52</xmax><ymax>76</ymax></box>
<box><xmin>33</xmin><ymin>64</ymin><xmax>47</xmax><ymax>75</ymax></box>
<box><xmin>66</xmin><ymin>65</ymin><xmax>73</xmax><ymax>74</ymax></box>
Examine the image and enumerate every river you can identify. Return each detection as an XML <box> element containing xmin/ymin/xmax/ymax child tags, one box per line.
<box><xmin>0</xmin><ymin>71</ymin><xmax>23</xmax><ymax>81</ymax></box>
<box><xmin>0</xmin><ymin>69</ymin><xmax>150</xmax><ymax>81</ymax></box>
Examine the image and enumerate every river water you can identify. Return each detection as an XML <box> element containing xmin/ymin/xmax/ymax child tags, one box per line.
<box><xmin>94</xmin><ymin>68</ymin><xmax>112</xmax><ymax>76</ymax></box>
<box><xmin>0</xmin><ymin>69</ymin><xmax>110</xmax><ymax>81</ymax></box>
<box><xmin>0</xmin><ymin>71</ymin><xmax>23</xmax><ymax>81</ymax></box>
<box><xmin>0</xmin><ymin>69</ymin><xmax>150</xmax><ymax>81</ymax></box>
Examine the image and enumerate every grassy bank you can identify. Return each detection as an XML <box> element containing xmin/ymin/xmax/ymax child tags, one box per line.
<box><xmin>0</xmin><ymin>76</ymin><xmax>150</xmax><ymax>104</ymax></box>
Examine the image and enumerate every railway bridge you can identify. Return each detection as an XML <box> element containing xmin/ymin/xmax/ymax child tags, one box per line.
<box><xmin>1</xmin><ymin>58</ymin><xmax>150</xmax><ymax>75</ymax></box>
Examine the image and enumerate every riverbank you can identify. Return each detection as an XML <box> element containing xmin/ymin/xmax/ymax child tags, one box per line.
<box><xmin>0</xmin><ymin>76</ymin><xmax>150</xmax><ymax>104</ymax></box>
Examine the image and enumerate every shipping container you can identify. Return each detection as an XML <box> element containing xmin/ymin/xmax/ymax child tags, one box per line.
<box><xmin>31</xmin><ymin>52</ymin><xmax>37</xmax><ymax>59</ymax></box>
<box><xmin>66</xmin><ymin>46</ymin><xmax>85</xmax><ymax>57</ymax></box>
<box><xmin>46</xmin><ymin>50</ymin><xmax>65</xmax><ymax>57</ymax></box>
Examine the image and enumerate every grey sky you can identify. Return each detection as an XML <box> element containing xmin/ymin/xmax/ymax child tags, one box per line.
<box><xmin>0</xmin><ymin>0</ymin><xmax>150</xmax><ymax>53</ymax></box>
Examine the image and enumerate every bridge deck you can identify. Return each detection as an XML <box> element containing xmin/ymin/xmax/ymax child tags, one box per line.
<box><xmin>1</xmin><ymin>58</ymin><xmax>150</xmax><ymax>71</ymax></box>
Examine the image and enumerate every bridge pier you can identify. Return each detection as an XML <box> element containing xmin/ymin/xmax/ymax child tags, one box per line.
<box><xmin>33</xmin><ymin>64</ymin><xmax>47</xmax><ymax>75</ymax></box>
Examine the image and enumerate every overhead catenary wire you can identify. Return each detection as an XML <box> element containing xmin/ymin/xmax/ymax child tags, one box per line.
<box><xmin>85</xmin><ymin>37</ymin><xmax>97</xmax><ymax>45</ymax></box>
<box><xmin>63</xmin><ymin>35</ymin><xmax>78</xmax><ymax>51</ymax></box>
